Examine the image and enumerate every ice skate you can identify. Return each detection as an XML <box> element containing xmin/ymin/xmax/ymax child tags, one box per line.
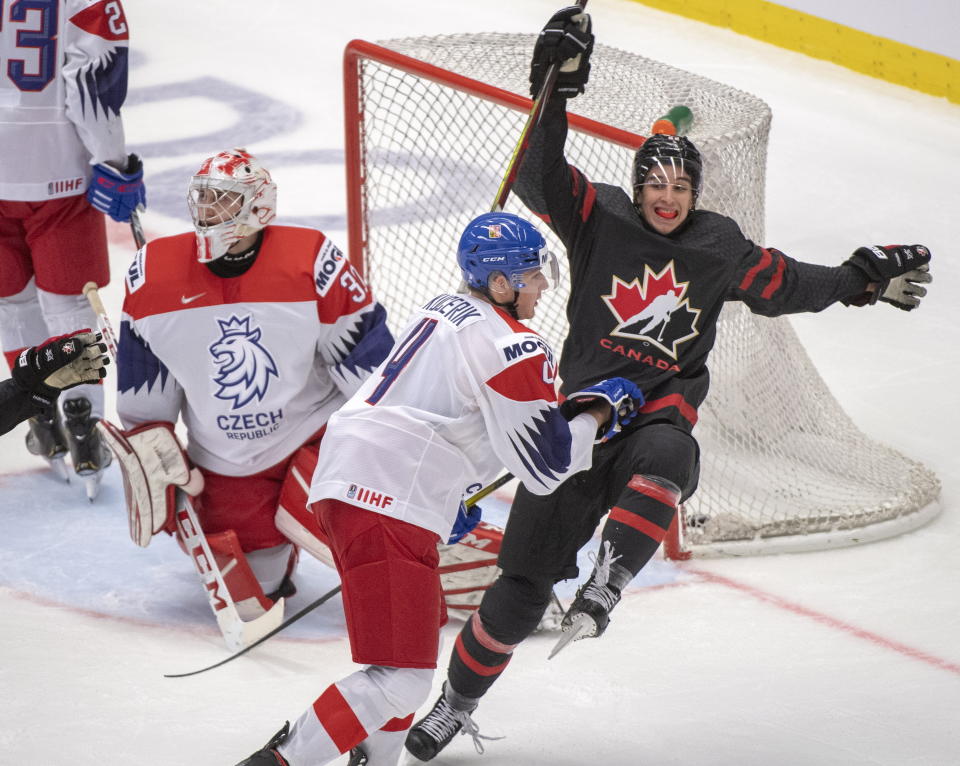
<box><xmin>235</xmin><ymin>721</ymin><xmax>290</xmax><ymax>765</ymax></box>
<box><xmin>405</xmin><ymin>684</ymin><xmax>492</xmax><ymax>762</ymax></box>
<box><xmin>549</xmin><ymin>542</ymin><xmax>632</xmax><ymax>659</ymax></box>
<box><xmin>24</xmin><ymin>412</ymin><xmax>71</xmax><ymax>481</ymax></box>
<box><xmin>61</xmin><ymin>397</ymin><xmax>112</xmax><ymax>501</ymax></box>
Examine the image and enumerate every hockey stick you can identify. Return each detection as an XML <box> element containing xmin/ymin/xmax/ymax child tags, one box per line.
<box><xmin>173</xmin><ymin>489</ymin><xmax>285</xmax><ymax>653</ymax></box>
<box><xmin>164</xmin><ymin>479</ymin><xmax>496</xmax><ymax>677</ymax></box>
<box><xmin>163</xmin><ymin>583</ymin><xmax>342</xmax><ymax>678</ymax></box>
<box><xmin>81</xmin><ymin>282</ymin><xmax>120</xmax><ymax>364</ymax></box>
<box><xmin>82</xmin><ymin>281</ymin><xmax>285</xmax><ymax>652</ymax></box>
<box><xmin>129</xmin><ymin>207</ymin><xmax>146</xmax><ymax>249</ymax></box>
<box><xmin>490</xmin><ymin>0</ymin><xmax>588</xmax><ymax>212</ymax></box>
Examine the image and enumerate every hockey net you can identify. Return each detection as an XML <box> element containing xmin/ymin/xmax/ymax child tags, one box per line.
<box><xmin>343</xmin><ymin>35</ymin><xmax>941</xmax><ymax>558</ymax></box>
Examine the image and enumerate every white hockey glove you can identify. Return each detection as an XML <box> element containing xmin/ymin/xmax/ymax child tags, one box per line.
<box><xmin>564</xmin><ymin>377</ymin><xmax>645</xmax><ymax>443</ymax></box>
<box><xmin>97</xmin><ymin>420</ymin><xmax>204</xmax><ymax>547</ymax></box>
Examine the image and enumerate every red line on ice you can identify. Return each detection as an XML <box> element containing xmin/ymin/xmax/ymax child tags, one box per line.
<box><xmin>688</xmin><ymin>566</ymin><xmax>960</xmax><ymax>677</ymax></box>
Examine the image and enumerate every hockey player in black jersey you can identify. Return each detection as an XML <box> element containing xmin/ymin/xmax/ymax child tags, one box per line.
<box><xmin>405</xmin><ymin>6</ymin><xmax>933</xmax><ymax>761</ymax></box>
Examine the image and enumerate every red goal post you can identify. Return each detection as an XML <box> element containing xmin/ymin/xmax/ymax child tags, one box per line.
<box><xmin>342</xmin><ymin>35</ymin><xmax>941</xmax><ymax>558</ymax></box>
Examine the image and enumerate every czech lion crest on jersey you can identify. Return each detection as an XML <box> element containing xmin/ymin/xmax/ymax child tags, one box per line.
<box><xmin>208</xmin><ymin>315</ymin><xmax>279</xmax><ymax>409</ymax></box>
<box><xmin>602</xmin><ymin>262</ymin><xmax>700</xmax><ymax>358</ymax></box>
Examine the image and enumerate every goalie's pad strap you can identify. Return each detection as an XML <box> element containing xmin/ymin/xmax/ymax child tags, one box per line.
<box><xmin>98</xmin><ymin>420</ymin><xmax>197</xmax><ymax>547</ymax></box>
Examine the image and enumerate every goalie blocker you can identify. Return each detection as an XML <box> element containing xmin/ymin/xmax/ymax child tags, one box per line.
<box><xmin>97</xmin><ymin>420</ymin><xmax>204</xmax><ymax>547</ymax></box>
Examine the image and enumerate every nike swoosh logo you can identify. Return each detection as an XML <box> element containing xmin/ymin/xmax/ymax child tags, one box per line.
<box><xmin>181</xmin><ymin>293</ymin><xmax>207</xmax><ymax>304</ymax></box>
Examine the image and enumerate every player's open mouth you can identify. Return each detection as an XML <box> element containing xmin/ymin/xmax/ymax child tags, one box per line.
<box><xmin>655</xmin><ymin>208</ymin><xmax>678</xmax><ymax>220</ymax></box>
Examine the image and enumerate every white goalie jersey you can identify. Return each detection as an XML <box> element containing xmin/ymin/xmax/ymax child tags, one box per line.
<box><xmin>0</xmin><ymin>0</ymin><xmax>130</xmax><ymax>201</ymax></box>
<box><xmin>116</xmin><ymin>227</ymin><xmax>394</xmax><ymax>476</ymax></box>
<box><xmin>308</xmin><ymin>293</ymin><xmax>598</xmax><ymax>540</ymax></box>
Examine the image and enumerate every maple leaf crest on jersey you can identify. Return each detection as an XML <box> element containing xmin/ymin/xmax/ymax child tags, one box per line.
<box><xmin>602</xmin><ymin>261</ymin><xmax>701</xmax><ymax>358</ymax></box>
<box><xmin>209</xmin><ymin>316</ymin><xmax>279</xmax><ymax>409</ymax></box>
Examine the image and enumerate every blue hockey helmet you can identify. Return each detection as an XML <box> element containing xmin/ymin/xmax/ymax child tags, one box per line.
<box><xmin>457</xmin><ymin>212</ymin><xmax>559</xmax><ymax>293</ymax></box>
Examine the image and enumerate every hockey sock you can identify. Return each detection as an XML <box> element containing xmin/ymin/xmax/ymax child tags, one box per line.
<box><xmin>281</xmin><ymin>666</ymin><xmax>430</xmax><ymax>764</ymax></box>
<box><xmin>600</xmin><ymin>474</ymin><xmax>680</xmax><ymax>577</ymax></box>
<box><xmin>447</xmin><ymin>574</ymin><xmax>553</xmax><ymax>701</ymax></box>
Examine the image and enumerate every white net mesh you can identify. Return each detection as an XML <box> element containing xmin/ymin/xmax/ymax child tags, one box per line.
<box><xmin>345</xmin><ymin>34</ymin><xmax>940</xmax><ymax>556</ymax></box>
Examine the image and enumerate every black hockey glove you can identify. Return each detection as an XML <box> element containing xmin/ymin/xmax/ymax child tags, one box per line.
<box><xmin>529</xmin><ymin>6</ymin><xmax>594</xmax><ymax>98</ymax></box>
<box><xmin>10</xmin><ymin>330</ymin><xmax>109</xmax><ymax>407</ymax></box>
<box><xmin>845</xmin><ymin>244</ymin><xmax>932</xmax><ymax>311</ymax></box>
<box><xmin>562</xmin><ymin>377</ymin><xmax>644</xmax><ymax>443</ymax></box>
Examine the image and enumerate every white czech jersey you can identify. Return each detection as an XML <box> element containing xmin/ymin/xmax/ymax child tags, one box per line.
<box><xmin>309</xmin><ymin>293</ymin><xmax>598</xmax><ymax>540</ymax></box>
<box><xmin>116</xmin><ymin>226</ymin><xmax>393</xmax><ymax>476</ymax></box>
<box><xmin>0</xmin><ymin>0</ymin><xmax>129</xmax><ymax>200</ymax></box>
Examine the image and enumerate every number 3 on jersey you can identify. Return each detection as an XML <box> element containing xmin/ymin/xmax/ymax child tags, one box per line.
<box><xmin>2</xmin><ymin>0</ymin><xmax>59</xmax><ymax>92</ymax></box>
<box><xmin>365</xmin><ymin>318</ymin><xmax>438</xmax><ymax>405</ymax></box>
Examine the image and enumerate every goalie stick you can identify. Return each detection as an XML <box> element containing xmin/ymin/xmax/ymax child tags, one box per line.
<box><xmin>83</xmin><ymin>281</ymin><xmax>284</xmax><ymax>652</ymax></box>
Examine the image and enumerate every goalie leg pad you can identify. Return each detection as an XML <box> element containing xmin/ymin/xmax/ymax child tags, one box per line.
<box><xmin>274</xmin><ymin>438</ymin><xmax>336</xmax><ymax>567</ymax></box>
<box><xmin>437</xmin><ymin>521</ymin><xmax>503</xmax><ymax>620</ymax></box>
<box><xmin>205</xmin><ymin>529</ymin><xmax>276</xmax><ymax>621</ymax></box>
<box><xmin>97</xmin><ymin>420</ymin><xmax>201</xmax><ymax>547</ymax></box>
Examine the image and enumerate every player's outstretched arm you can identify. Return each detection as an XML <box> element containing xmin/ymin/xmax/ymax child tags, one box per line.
<box><xmin>844</xmin><ymin>244</ymin><xmax>933</xmax><ymax>310</ymax></box>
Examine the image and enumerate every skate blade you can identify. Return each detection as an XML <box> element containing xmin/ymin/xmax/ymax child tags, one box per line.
<box><xmin>82</xmin><ymin>472</ymin><xmax>104</xmax><ymax>502</ymax></box>
<box><xmin>49</xmin><ymin>457</ymin><xmax>71</xmax><ymax>483</ymax></box>
<box><xmin>548</xmin><ymin>613</ymin><xmax>597</xmax><ymax>659</ymax></box>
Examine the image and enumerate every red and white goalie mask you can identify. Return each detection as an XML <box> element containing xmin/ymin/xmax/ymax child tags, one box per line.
<box><xmin>187</xmin><ymin>148</ymin><xmax>278</xmax><ymax>262</ymax></box>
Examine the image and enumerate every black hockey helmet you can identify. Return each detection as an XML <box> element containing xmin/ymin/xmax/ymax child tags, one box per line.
<box><xmin>632</xmin><ymin>134</ymin><xmax>703</xmax><ymax>204</ymax></box>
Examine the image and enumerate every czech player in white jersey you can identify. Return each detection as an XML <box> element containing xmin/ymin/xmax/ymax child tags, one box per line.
<box><xmin>235</xmin><ymin>212</ymin><xmax>643</xmax><ymax>766</ymax></box>
<box><xmin>113</xmin><ymin>149</ymin><xmax>394</xmax><ymax>626</ymax></box>
<box><xmin>0</xmin><ymin>0</ymin><xmax>145</xmax><ymax>496</ymax></box>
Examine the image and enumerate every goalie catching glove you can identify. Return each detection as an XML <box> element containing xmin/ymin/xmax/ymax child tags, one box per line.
<box><xmin>11</xmin><ymin>330</ymin><xmax>109</xmax><ymax>408</ymax></box>
<box><xmin>97</xmin><ymin>421</ymin><xmax>204</xmax><ymax>547</ymax></box>
<box><xmin>562</xmin><ymin>377</ymin><xmax>644</xmax><ymax>443</ymax></box>
<box><xmin>530</xmin><ymin>6</ymin><xmax>594</xmax><ymax>98</ymax></box>
<box><xmin>844</xmin><ymin>244</ymin><xmax>932</xmax><ymax>311</ymax></box>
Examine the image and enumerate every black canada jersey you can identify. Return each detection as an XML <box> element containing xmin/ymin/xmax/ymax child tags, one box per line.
<box><xmin>516</xmin><ymin>100</ymin><xmax>868</xmax><ymax>433</ymax></box>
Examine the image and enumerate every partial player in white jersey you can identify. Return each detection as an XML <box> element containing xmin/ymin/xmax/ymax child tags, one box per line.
<box><xmin>112</xmin><ymin>149</ymin><xmax>394</xmax><ymax>625</ymax></box>
<box><xmin>234</xmin><ymin>212</ymin><xmax>642</xmax><ymax>766</ymax></box>
<box><xmin>0</xmin><ymin>0</ymin><xmax>145</xmax><ymax>497</ymax></box>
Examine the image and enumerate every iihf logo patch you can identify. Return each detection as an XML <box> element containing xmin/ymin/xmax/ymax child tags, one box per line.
<box><xmin>486</xmin><ymin>224</ymin><xmax>502</xmax><ymax>238</ymax></box>
<box><xmin>209</xmin><ymin>315</ymin><xmax>279</xmax><ymax>409</ymax></box>
<box><xmin>347</xmin><ymin>484</ymin><xmax>358</xmax><ymax>499</ymax></box>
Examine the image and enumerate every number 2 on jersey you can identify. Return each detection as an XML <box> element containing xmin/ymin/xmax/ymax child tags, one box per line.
<box><xmin>365</xmin><ymin>318</ymin><xmax>438</xmax><ymax>405</ymax></box>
